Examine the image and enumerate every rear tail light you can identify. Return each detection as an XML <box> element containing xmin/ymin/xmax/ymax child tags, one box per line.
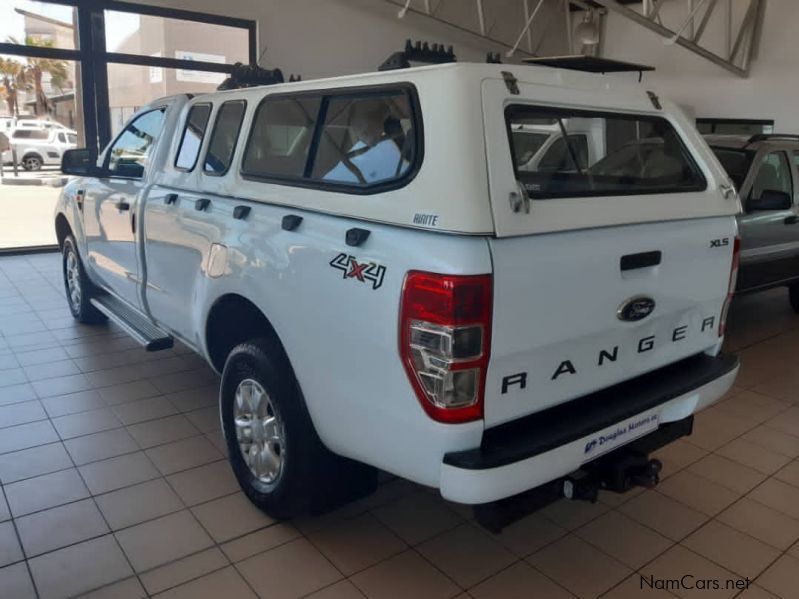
<box><xmin>719</xmin><ymin>235</ymin><xmax>741</xmax><ymax>337</ymax></box>
<box><xmin>399</xmin><ymin>271</ymin><xmax>492</xmax><ymax>423</ymax></box>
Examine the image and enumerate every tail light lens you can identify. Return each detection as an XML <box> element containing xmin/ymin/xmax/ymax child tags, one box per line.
<box><xmin>399</xmin><ymin>271</ymin><xmax>492</xmax><ymax>423</ymax></box>
<box><xmin>719</xmin><ymin>235</ymin><xmax>741</xmax><ymax>337</ymax></box>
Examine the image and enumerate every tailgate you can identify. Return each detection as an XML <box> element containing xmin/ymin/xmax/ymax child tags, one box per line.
<box><xmin>481</xmin><ymin>76</ymin><xmax>739</xmax><ymax>427</ymax></box>
<box><xmin>485</xmin><ymin>218</ymin><xmax>735</xmax><ymax>426</ymax></box>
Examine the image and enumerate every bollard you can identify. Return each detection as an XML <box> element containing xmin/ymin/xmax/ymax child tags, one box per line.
<box><xmin>11</xmin><ymin>148</ymin><xmax>19</xmax><ymax>177</ymax></box>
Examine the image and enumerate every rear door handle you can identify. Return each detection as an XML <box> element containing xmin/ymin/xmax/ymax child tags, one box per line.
<box><xmin>116</xmin><ymin>201</ymin><xmax>130</xmax><ymax>211</ymax></box>
<box><xmin>620</xmin><ymin>251</ymin><xmax>661</xmax><ymax>271</ymax></box>
<box><xmin>785</xmin><ymin>215</ymin><xmax>798</xmax><ymax>225</ymax></box>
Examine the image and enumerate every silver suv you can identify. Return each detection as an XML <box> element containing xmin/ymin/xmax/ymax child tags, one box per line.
<box><xmin>706</xmin><ymin>134</ymin><xmax>799</xmax><ymax>310</ymax></box>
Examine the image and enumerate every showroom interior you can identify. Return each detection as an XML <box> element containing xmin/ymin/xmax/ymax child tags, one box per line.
<box><xmin>1</xmin><ymin>0</ymin><xmax>799</xmax><ymax>598</ymax></box>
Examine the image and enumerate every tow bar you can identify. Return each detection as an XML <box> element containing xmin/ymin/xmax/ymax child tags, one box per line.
<box><xmin>474</xmin><ymin>450</ymin><xmax>664</xmax><ymax>534</ymax></box>
<box><xmin>564</xmin><ymin>450</ymin><xmax>663</xmax><ymax>501</ymax></box>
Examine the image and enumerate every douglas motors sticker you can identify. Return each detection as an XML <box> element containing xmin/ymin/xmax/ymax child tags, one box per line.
<box><xmin>582</xmin><ymin>413</ymin><xmax>659</xmax><ymax>461</ymax></box>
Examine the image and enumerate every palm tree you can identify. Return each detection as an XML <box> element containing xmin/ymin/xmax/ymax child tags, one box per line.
<box><xmin>7</xmin><ymin>36</ymin><xmax>71</xmax><ymax>116</ymax></box>
<box><xmin>0</xmin><ymin>57</ymin><xmax>23</xmax><ymax>117</ymax></box>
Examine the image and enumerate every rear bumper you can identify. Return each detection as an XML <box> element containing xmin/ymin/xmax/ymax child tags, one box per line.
<box><xmin>440</xmin><ymin>353</ymin><xmax>739</xmax><ymax>504</ymax></box>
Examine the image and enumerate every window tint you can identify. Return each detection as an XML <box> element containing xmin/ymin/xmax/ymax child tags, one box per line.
<box><xmin>175</xmin><ymin>104</ymin><xmax>212</xmax><ymax>171</ymax></box>
<box><xmin>752</xmin><ymin>152</ymin><xmax>792</xmax><ymax>200</ymax></box>
<box><xmin>67</xmin><ymin>133</ymin><xmax>77</xmax><ymax>145</ymax></box>
<box><xmin>506</xmin><ymin>105</ymin><xmax>705</xmax><ymax>199</ymax></box>
<box><xmin>242</xmin><ymin>96</ymin><xmax>321</xmax><ymax>178</ymax></box>
<box><xmin>57</xmin><ymin>133</ymin><xmax>67</xmax><ymax>143</ymax></box>
<box><xmin>107</xmin><ymin>108</ymin><xmax>166</xmax><ymax>177</ymax></box>
<box><xmin>13</xmin><ymin>129</ymin><xmax>48</xmax><ymax>140</ymax></box>
<box><xmin>312</xmin><ymin>93</ymin><xmax>415</xmax><ymax>186</ymax></box>
<box><xmin>204</xmin><ymin>100</ymin><xmax>246</xmax><ymax>175</ymax></box>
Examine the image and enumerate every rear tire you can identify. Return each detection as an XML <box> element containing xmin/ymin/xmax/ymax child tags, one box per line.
<box><xmin>220</xmin><ymin>338</ymin><xmax>376</xmax><ymax>519</ymax></box>
<box><xmin>62</xmin><ymin>236</ymin><xmax>106</xmax><ymax>324</ymax></box>
<box><xmin>789</xmin><ymin>283</ymin><xmax>799</xmax><ymax>314</ymax></box>
<box><xmin>21</xmin><ymin>154</ymin><xmax>42</xmax><ymax>171</ymax></box>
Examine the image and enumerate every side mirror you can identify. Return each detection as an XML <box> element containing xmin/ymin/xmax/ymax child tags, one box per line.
<box><xmin>747</xmin><ymin>189</ymin><xmax>792</xmax><ymax>212</ymax></box>
<box><xmin>61</xmin><ymin>148</ymin><xmax>100</xmax><ymax>177</ymax></box>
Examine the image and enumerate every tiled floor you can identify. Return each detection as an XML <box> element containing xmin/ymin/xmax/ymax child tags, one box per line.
<box><xmin>0</xmin><ymin>253</ymin><xmax>798</xmax><ymax>599</ymax></box>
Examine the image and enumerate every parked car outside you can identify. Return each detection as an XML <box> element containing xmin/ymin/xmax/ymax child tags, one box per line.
<box><xmin>705</xmin><ymin>134</ymin><xmax>799</xmax><ymax>308</ymax></box>
<box><xmin>2</xmin><ymin>128</ymin><xmax>78</xmax><ymax>171</ymax></box>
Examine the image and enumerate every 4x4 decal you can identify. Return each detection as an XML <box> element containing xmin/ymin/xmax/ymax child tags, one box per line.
<box><xmin>330</xmin><ymin>253</ymin><xmax>386</xmax><ymax>290</ymax></box>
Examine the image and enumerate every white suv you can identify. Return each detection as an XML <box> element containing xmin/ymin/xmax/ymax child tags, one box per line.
<box><xmin>3</xmin><ymin>128</ymin><xmax>77</xmax><ymax>170</ymax></box>
<box><xmin>54</xmin><ymin>61</ymin><xmax>740</xmax><ymax>524</ymax></box>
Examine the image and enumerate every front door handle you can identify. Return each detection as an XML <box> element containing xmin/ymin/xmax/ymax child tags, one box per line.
<box><xmin>116</xmin><ymin>201</ymin><xmax>130</xmax><ymax>211</ymax></box>
<box><xmin>785</xmin><ymin>215</ymin><xmax>798</xmax><ymax>225</ymax></box>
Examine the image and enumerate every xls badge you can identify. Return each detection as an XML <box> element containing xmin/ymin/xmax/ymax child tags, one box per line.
<box><xmin>329</xmin><ymin>253</ymin><xmax>386</xmax><ymax>290</ymax></box>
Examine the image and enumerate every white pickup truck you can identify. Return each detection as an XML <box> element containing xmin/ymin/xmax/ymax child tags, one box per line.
<box><xmin>55</xmin><ymin>61</ymin><xmax>741</xmax><ymax>524</ymax></box>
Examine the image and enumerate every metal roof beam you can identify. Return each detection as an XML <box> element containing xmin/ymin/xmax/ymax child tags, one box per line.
<box><xmin>591</xmin><ymin>0</ymin><xmax>765</xmax><ymax>77</ymax></box>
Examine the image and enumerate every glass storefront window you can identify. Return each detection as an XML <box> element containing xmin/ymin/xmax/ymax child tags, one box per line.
<box><xmin>0</xmin><ymin>1</ymin><xmax>78</xmax><ymax>50</ymax></box>
<box><xmin>0</xmin><ymin>1</ymin><xmax>253</xmax><ymax>251</ymax></box>
<box><xmin>104</xmin><ymin>10</ymin><xmax>249</xmax><ymax>65</ymax></box>
<box><xmin>0</xmin><ymin>55</ymin><xmax>80</xmax><ymax>249</ymax></box>
<box><xmin>107</xmin><ymin>64</ymin><xmax>234</xmax><ymax>137</ymax></box>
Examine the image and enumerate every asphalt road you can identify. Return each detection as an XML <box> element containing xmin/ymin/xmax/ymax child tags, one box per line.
<box><xmin>0</xmin><ymin>184</ymin><xmax>60</xmax><ymax>249</ymax></box>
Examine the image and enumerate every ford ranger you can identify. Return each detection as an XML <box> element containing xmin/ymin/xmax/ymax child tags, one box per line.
<box><xmin>54</xmin><ymin>60</ymin><xmax>741</xmax><ymax>524</ymax></box>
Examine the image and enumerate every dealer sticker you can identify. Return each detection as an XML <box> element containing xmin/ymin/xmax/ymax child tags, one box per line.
<box><xmin>581</xmin><ymin>413</ymin><xmax>660</xmax><ymax>462</ymax></box>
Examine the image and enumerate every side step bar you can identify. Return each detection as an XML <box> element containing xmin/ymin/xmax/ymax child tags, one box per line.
<box><xmin>90</xmin><ymin>296</ymin><xmax>173</xmax><ymax>351</ymax></box>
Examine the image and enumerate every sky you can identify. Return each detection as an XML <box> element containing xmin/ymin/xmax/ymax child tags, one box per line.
<box><xmin>0</xmin><ymin>0</ymin><xmax>140</xmax><ymax>62</ymax></box>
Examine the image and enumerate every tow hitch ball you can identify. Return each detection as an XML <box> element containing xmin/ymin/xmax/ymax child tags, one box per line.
<box><xmin>563</xmin><ymin>453</ymin><xmax>663</xmax><ymax>502</ymax></box>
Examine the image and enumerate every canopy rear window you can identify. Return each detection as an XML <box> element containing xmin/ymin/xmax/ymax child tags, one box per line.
<box><xmin>505</xmin><ymin>105</ymin><xmax>706</xmax><ymax>199</ymax></box>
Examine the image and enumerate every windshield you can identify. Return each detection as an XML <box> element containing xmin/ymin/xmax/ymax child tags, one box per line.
<box><xmin>505</xmin><ymin>105</ymin><xmax>706</xmax><ymax>199</ymax></box>
<box><xmin>710</xmin><ymin>147</ymin><xmax>754</xmax><ymax>190</ymax></box>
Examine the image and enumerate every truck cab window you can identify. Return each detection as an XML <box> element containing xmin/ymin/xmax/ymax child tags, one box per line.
<box><xmin>311</xmin><ymin>93</ymin><xmax>415</xmax><ymax>186</ymax></box>
<box><xmin>175</xmin><ymin>104</ymin><xmax>212</xmax><ymax>171</ymax></box>
<box><xmin>204</xmin><ymin>100</ymin><xmax>247</xmax><ymax>175</ymax></box>
<box><xmin>106</xmin><ymin>108</ymin><xmax>166</xmax><ymax>178</ymax></box>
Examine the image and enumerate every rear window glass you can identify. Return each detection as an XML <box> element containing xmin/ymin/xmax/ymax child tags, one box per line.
<box><xmin>175</xmin><ymin>104</ymin><xmax>211</xmax><ymax>171</ymax></box>
<box><xmin>204</xmin><ymin>100</ymin><xmax>246</xmax><ymax>175</ymax></box>
<box><xmin>506</xmin><ymin>105</ymin><xmax>706</xmax><ymax>199</ymax></box>
<box><xmin>241</xmin><ymin>87</ymin><xmax>420</xmax><ymax>191</ymax></box>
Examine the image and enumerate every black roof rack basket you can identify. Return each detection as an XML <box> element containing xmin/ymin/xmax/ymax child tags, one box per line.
<box><xmin>379</xmin><ymin>39</ymin><xmax>456</xmax><ymax>71</ymax></box>
<box><xmin>217</xmin><ymin>62</ymin><xmax>302</xmax><ymax>91</ymax></box>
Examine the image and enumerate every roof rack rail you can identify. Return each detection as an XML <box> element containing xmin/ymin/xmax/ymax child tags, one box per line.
<box><xmin>522</xmin><ymin>55</ymin><xmax>654</xmax><ymax>80</ymax></box>
<box><xmin>378</xmin><ymin>39</ymin><xmax>456</xmax><ymax>71</ymax></box>
<box><xmin>217</xmin><ymin>62</ymin><xmax>301</xmax><ymax>91</ymax></box>
<box><xmin>747</xmin><ymin>133</ymin><xmax>799</xmax><ymax>145</ymax></box>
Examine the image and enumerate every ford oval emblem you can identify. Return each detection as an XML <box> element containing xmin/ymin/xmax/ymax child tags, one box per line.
<box><xmin>617</xmin><ymin>296</ymin><xmax>656</xmax><ymax>322</ymax></box>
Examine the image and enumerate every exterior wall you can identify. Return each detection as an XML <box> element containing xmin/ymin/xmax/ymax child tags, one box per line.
<box><xmin>600</xmin><ymin>0</ymin><xmax>799</xmax><ymax>132</ymax></box>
